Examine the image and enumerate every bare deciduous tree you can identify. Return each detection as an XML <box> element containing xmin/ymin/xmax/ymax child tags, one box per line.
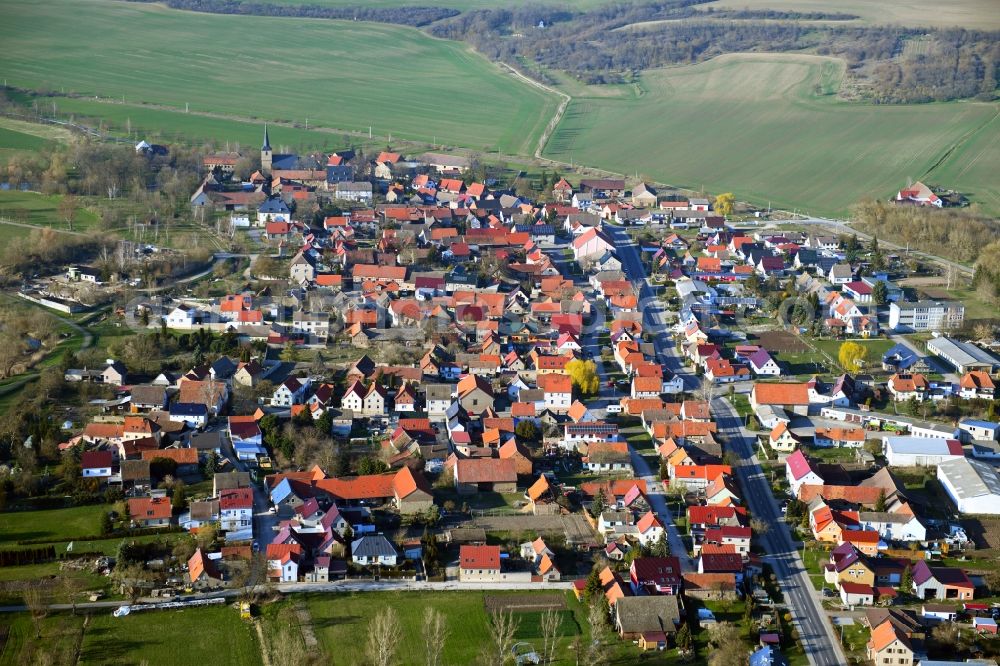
<box><xmin>422</xmin><ymin>607</ymin><xmax>448</xmax><ymax>666</ymax></box>
<box><xmin>480</xmin><ymin>609</ymin><xmax>520</xmax><ymax>666</ymax></box>
<box><xmin>23</xmin><ymin>586</ymin><xmax>47</xmax><ymax>639</ymax></box>
<box><xmin>367</xmin><ymin>607</ymin><xmax>402</xmax><ymax>666</ymax></box>
<box><xmin>540</xmin><ymin>609</ymin><xmax>561</xmax><ymax>664</ymax></box>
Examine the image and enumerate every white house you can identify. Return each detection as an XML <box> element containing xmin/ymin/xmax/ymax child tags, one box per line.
<box><xmin>272</xmin><ymin>377</ymin><xmax>310</xmax><ymax>407</ymax></box>
<box><xmin>635</xmin><ymin>511</ymin><xmax>665</xmax><ymax>548</ymax></box>
<box><xmin>785</xmin><ymin>449</ymin><xmax>823</xmax><ymax>497</ymax></box>
<box><xmin>351</xmin><ymin>535</ymin><xmax>398</xmax><ymax>566</ymax></box>
<box><xmin>219</xmin><ymin>487</ymin><xmax>253</xmax><ymax>532</ymax></box>
<box><xmin>267</xmin><ymin>547</ymin><xmax>299</xmax><ymax>582</ymax></box>
<box><xmin>748</xmin><ymin>349</ymin><xmax>781</xmax><ymax>376</ymax></box>
<box><xmin>166</xmin><ymin>305</ymin><xmax>199</xmax><ymax>329</ymax></box>
<box><xmin>81</xmin><ymin>451</ymin><xmax>113</xmax><ymax>479</ymax></box>
<box><xmin>572</xmin><ymin>227</ymin><xmax>614</xmax><ymax>262</ymax></box>
<box><xmin>857</xmin><ymin>511</ymin><xmax>926</xmax><ymax>543</ymax></box>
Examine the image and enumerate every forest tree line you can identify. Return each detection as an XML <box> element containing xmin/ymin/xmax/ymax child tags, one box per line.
<box><xmin>428</xmin><ymin>4</ymin><xmax>999</xmax><ymax>103</ymax></box>
<box><xmin>121</xmin><ymin>0</ymin><xmax>998</xmax><ymax>103</ymax></box>
<box><xmin>852</xmin><ymin>200</ymin><xmax>1000</xmax><ymax>310</ymax></box>
<box><xmin>127</xmin><ymin>0</ymin><xmax>459</xmax><ymax>27</ymax></box>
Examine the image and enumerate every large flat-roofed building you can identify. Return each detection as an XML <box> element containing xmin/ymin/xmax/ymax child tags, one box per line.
<box><xmin>937</xmin><ymin>457</ymin><xmax>1000</xmax><ymax>514</ymax></box>
<box><xmin>927</xmin><ymin>337</ymin><xmax>1000</xmax><ymax>374</ymax></box>
<box><xmin>888</xmin><ymin>301</ymin><xmax>964</xmax><ymax>332</ymax></box>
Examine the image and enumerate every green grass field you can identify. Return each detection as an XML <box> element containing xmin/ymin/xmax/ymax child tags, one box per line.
<box><xmin>544</xmin><ymin>54</ymin><xmax>1000</xmax><ymax>216</ymax></box>
<box><xmin>0</xmin><ymin>0</ymin><xmax>559</xmax><ymax>155</ymax></box>
<box><xmin>38</xmin><ymin>96</ymin><xmax>355</xmax><ymax>152</ymax></box>
<box><xmin>79</xmin><ymin>605</ymin><xmax>264</xmax><ymax>666</ymax></box>
<box><xmin>812</xmin><ymin>338</ymin><xmax>895</xmax><ymax>370</ymax></box>
<box><xmin>0</xmin><ymin>127</ymin><xmax>51</xmax><ymax>152</ymax></box>
<box><xmin>0</xmin><ymin>504</ymin><xmax>106</xmax><ymax>543</ymax></box>
<box><xmin>0</xmin><ymin>190</ymin><xmax>99</xmax><ymax>231</ymax></box>
<box><xmin>306</xmin><ymin>590</ymin><xmax>661</xmax><ymax>665</ymax></box>
<box><xmin>924</xmin><ymin>108</ymin><xmax>1000</xmax><ymax>216</ymax></box>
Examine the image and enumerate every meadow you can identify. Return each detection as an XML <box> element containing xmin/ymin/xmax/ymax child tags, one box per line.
<box><xmin>305</xmin><ymin>590</ymin><xmax>670</xmax><ymax>665</ymax></box>
<box><xmin>703</xmin><ymin>0</ymin><xmax>1000</xmax><ymax>30</ymax></box>
<box><xmin>0</xmin><ymin>605</ymin><xmax>263</xmax><ymax>666</ymax></box>
<box><xmin>79</xmin><ymin>606</ymin><xmax>264</xmax><ymax>666</ymax></box>
<box><xmin>0</xmin><ymin>504</ymin><xmax>106</xmax><ymax>543</ymax></box>
<box><xmin>543</xmin><ymin>54</ymin><xmax>1000</xmax><ymax>216</ymax></box>
<box><xmin>0</xmin><ymin>190</ymin><xmax>99</xmax><ymax>231</ymax></box>
<box><xmin>0</xmin><ymin>0</ymin><xmax>559</xmax><ymax>155</ymax></box>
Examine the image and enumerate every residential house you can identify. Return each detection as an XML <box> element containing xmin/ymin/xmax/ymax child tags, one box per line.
<box><xmin>266</xmin><ymin>544</ymin><xmax>301</xmax><ymax>582</ymax></box>
<box><xmin>887</xmin><ymin>373</ymin><xmax>929</xmax><ymax>402</ymax></box>
<box><xmin>583</xmin><ymin>441</ymin><xmax>633</xmax><ymax>475</ymax></box>
<box><xmin>351</xmin><ymin>534</ymin><xmax>398</xmax><ymax>567</ymax></box>
<box><xmin>959</xmin><ymin>372</ymin><xmax>996</xmax><ymax>400</ymax></box>
<box><xmin>81</xmin><ymin>451</ymin><xmax>114</xmax><ymax>479</ymax></box>
<box><xmin>272</xmin><ymin>377</ymin><xmax>310</xmax><ymax>407</ymax></box>
<box><xmin>128</xmin><ymin>495</ymin><xmax>173</xmax><ymax>527</ymax></box>
<box><xmin>613</xmin><ymin>596</ymin><xmax>681</xmax><ymax>641</ymax></box>
<box><xmin>785</xmin><ymin>450</ymin><xmax>823</xmax><ymax>497</ymax></box>
<box><xmin>459</xmin><ymin>545</ymin><xmax>502</xmax><ymax>583</ymax></box>
<box><xmin>768</xmin><ymin>422</ymin><xmax>800</xmax><ymax>453</ymax></box>
<box><xmin>629</xmin><ymin>556</ymin><xmax>682</xmax><ymax>595</ymax></box>
<box><xmin>866</xmin><ymin>620</ymin><xmax>915</xmax><ymax>666</ymax></box>
<box><xmin>219</xmin><ymin>487</ymin><xmax>253</xmax><ymax>532</ymax></box>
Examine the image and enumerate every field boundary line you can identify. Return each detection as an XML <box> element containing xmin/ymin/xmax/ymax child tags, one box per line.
<box><xmin>498</xmin><ymin>63</ymin><xmax>571</xmax><ymax>160</ymax></box>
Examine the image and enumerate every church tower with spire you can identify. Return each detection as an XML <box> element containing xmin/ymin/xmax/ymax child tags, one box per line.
<box><xmin>261</xmin><ymin>124</ymin><xmax>272</xmax><ymax>173</ymax></box>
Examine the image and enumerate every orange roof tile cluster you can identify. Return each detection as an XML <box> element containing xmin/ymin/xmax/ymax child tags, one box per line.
<box><xmin>460</xmin><ymin>545</ymin><xmax>500</xmax><ymax>570</ymax></box>
<box><xmin>752</xmin><ymin>382</ymin><xmax>810</xmax><ymax>406</ymax></box>
<box><xmin>141</xmin><ymin>448</ymin><xmax>198</xmax><ymax>464</ymax></box>
<box><xmin>798</xmin><ymin>484</ymin><xmax>884</xmax><ymax>505</ymax></box>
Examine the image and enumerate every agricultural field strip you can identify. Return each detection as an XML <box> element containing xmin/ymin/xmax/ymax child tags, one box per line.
<box><xmin>0</xmin><ymin>0</ymin><xmax>559</xmax><ymax>155</ymax></box>
<box><xmin>542</xmin><ymin>53</ymin><xmax>1000</xmax><ymax>217</ymax></box>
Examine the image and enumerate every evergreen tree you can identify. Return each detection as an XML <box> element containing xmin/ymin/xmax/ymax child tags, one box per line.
<box><xmin>875</xmin><ymin>488</ymin><xmax>888</xmax><ymax>512</ymax></box>
<box><xmin>675</xmin><ymin>623</ymin><xmax>692</xmax><ymax>652</ymax></box>
<box><xmin>872</xmin><ymin>280</ymin><xmax>888</xmax><ymax>305</ymax></box>
<box><xmin>900</xmin><ymin>564</ymin><xmax>913</xmax><ymax>593</ymax></box>
<box><xmin>590</xmin><ymin>488</ymin><xmax>607</xmax><ymax>516</ymax></box>
<box><xmin>583</xmin><ymin>567</ymin><xmax>603</xmax><ymax>603</ymax></box>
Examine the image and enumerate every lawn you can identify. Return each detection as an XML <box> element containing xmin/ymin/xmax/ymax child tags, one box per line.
<box><xmin>812</xmin><ymin>338</ymin><xmax>895</xmax><ymax>370</ymax></box>
<box><xmin>78</xmin><ymin>605</ymin><xmax>263</xmax><ymax>666</ymax></box>
<box><xmin>0</xmin><ymin>190</ymin><xmax>100</xmax><ymax>232</ymax></box>
<box><xmin>0</xmin><ymin>0</ymin><xmax>560</xmax><ymax>155</ymax></box>
<box><xmin>800</xmin><ymin>543</ymin><xmax>831</xmax><ymax>592</ymax></box>
<box><xmin>0</xmin><ymin>504</ymin><xmax>107</xmax><ymax>543</ymax></box>
<box><xmin>307</xmin><ymin>590</ymin><xmax>654</xmax><ymax>665</ymax></box>
<box><xmin>544</xmin><ymin>53</ymin><xmax>1000</xmax><ymax>217</ymax></box>
<box><xmin>0</xmin><ymin>612</ymin><xmax>86</xmax><ymax>665</ymax></box>
<box><xmin>308</xmin><ymin>590</ymin><xmax>576</xmax><ymax>665</ymax></box>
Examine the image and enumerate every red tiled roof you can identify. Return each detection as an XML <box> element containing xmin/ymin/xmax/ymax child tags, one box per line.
<box><xmin>141</xmin><ymin>448</ymin><xmax>198</xmax><ymax>464</ymax></box>
<box><xmin>753</xmin><ymin>382</ymin><xmax>810</xmax><ymax>406</ymax></box>
<box><xmin>460</xmin><ymin>545</ymin><xmax>500</xmax><ymax>570</ymax></box>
